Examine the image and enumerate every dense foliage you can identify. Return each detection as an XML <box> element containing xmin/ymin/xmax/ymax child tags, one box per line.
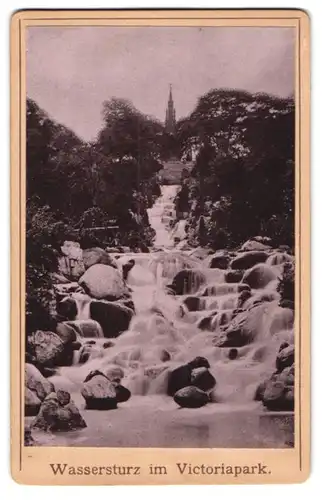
<box><xmin>26</xmin><ymin>97</ymin><xmax>164</xmax><ymax>332</ymax></box>
<box><xmin>175</xmin><ymin>89</ymin><xmax>295</xmax><ymax>250</ymax></box>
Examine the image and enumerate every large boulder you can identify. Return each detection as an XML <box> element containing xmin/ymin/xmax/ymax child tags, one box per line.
<box><xmin>208</xmin><ymin>252</ymin><xmax>231</xmax><ymax>270</ymax></box>
<box><xmin>32</xmin><ymin>391</ymin><xmax>87</xmax><ymax>431</ymax></box>
<box><xmin>242</xmin><ymin>264</ymin><xmax>277</xmax><ymax>289</ymax></box>
<box><xmin>240</xmin><ymin>239</ymin><xmax>272</xmax><ymax>252</ymax></box>
<box><xmin>167</xmin><ymin>357</ymin><xmax>210</xmax><ymax>396</ymax></box>
<box><xmin>231</xmin><ymin>251</ymin><xmax>269</xmax><ymax>270</ymax></box>
<box><xmin>167</xmin><ymin>270</ymin><xmax>206</xmax><ymax>295</ymax></box>
<box><xmin>262</xmin><ymin>379</ymin><xmax>294</xmax><ymax>411</ymax></box>
<box><xmin>83</xmin><ymin>247</ymin><xmax>118</xmax><ymax>270</ymax></box>
<box><xmin>65</xmin><ymin>319</ymin><xmax>104</xmax><ymax>338</ymax></box>
<box><xmin>25</xmin><ymin>363</ymin><xmax>55</xmax><ymax>400</ymax></box>
<box><xmin>79</xmin><ymin>264</ymin><xmax>130</xmax><ymax>301</ymax></box>
<box><xmin>56</xmin><ymin>296</ymin><xmax>78</xmax><ymax>320</ymax></box>
<box><xmin>215</xmin><ymin>303</ymin><xmax>272</xmax><ymax>348</ymax></box>
<box><xmin>26</xmin><ymin>331</ymin><xmax>68</xmax><ymax>368</ymax></box>
<box><xmin>81</xmin><ymin>370</ymin><xmax>118</xmax><ymax>410</ymax></box>
<box><xmin>89</xmin><ymin>300</ymin><xmax>133</xmax><ymax>338</ymax></box>
<box><xmin>225</xmin><ymin>270</ymin><xmax>244</xmax><ymax>283</ymax></box>
<box><xmin>266</xmin><ymin>252</ymin><xmax>294</xmax><ymax>266</ymax></box>
<box><xmin>55</xmin><ymin>322</ymin><xmax>77</xmax><ymax>344</ymax></box>
<box><xmin>191</xmin><ymin>367</ymin><xmax>216</xmax><ymax>392</ymax></box>
<box><xmin>174</xmin><ymin>386</ymin><xmax>209</xmax><ymax>409</ymax></box>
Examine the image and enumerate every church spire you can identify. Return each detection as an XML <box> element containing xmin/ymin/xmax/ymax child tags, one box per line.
<box><xmin>165</xmin><ymin>84</ymin><xmax>176</xmax><ymax>134</ymax></box>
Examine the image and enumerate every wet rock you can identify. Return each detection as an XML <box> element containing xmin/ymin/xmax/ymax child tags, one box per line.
<box><xmin>174</xmin><ymin>386</ymin><xmax>209</xmax><ymax>409</ymax></box>
<box><xmin>54</xmin><ymin>282</ymin><xmax>85</xmax><ymax>302</ymax></box>
<box><xmin>81</xmin><ymin>372</ymin><xmax>118</xmax><ymax>410</ymax></box>
<box><xmin>55</xmin><ymin>322</ymin><xmax>77</xmax><ymax>344</ymax></box>
<box><xmin>79</xmin><ymin>264</ymin><xmax>130</xmax><ymax>301</ymax></box>
<box><xmin>231</xmin><ymin>251</ymin><xmax>269</xmax><ymax>270</ymax></box>
<box><xmin>279</xmin><ymin>299</ymin><xmax>295</xmax><ymax>310</ymax></box>
<box><xmin>208</xmin><ymin>252</ymin><xmax>231</xmax><ymax>270</ymax></box>
<box><xmin>191</xmin><ymin>367</ymin><xmax>216</xmax><ymax>392</ymax></box>
<box><xmin>32</xmin><ymin>392</ymin><xmax>87</xmax><ymax>431</ymax></box>
<box><xmin>225</xmin><ymin>270</ymin><xmax>244</xmax><ymax>283</ymax></box>
<box><xmin>56</xmin><ymin>296</ymin><xmax>78</xmax><ymax>320</ymax></box>
<box><xmin>160</xmin><ymin>349</ymin><xmax>171</xmax><ymax>362</ymax></box>
<box><xmin>279</xmin><ymin>365</ymin><xmax>295</xmax><ymax>386</ymax></box>
<box><xmin>25</xmin><ymin>387</ymin><xmax>41</xmax><ymax>416</ymax></box>
<box><xmin>25</xmin><ymin>363</ymin><xmax>55</xmax><ymax>401</ymax></box>
<box><xmin>115</xmin><ymin>385</ymin><xmax>131</xmax><ymax>403</ymax></box>
<box><xmin>122</xmin><ymin>259</ymin><xmax>135</xmax><ymax>281</ymax></box>
<box><xmin>117</xmin><ymin>298</ymin><xmax>135</xmax><ymax>311</ymax></box>
<box><xmin>240</xmin><ymin>239</ymin><xmax>272</xmax><ymax>252</ymax></box>
<box><xmin>266</xmin><ymin>252</ymin><xmax>294</xmax><ymax>266</ymax></box>
<box><xmin>182</xmin><ymin>296</ymin><xmax>204</xmax><ymax>312</ymax></box>
<box><xmin>167</xmin><ymin>269</ymin><xmax>206</xmax><ymax>295</ymax></box>
<box><xmin>216</xmin><ymin>304</ymin><xmax>271</xmax><ymax>348</ymax></box>
<box><xmin>228</xmin><ymin>348</ymin><xmax>239</xmax><ymax>360</ymax></box>
<box><xmin>90</xmin><ymin>300</ymin><xmax>133</xmax><ymax>338</ymax></box>
<box><xmin>83</xmin><ymin>247</ymin><xmax>118</xmax><ymax>270</ymax></box>
<box><xmin>167</xmin><ymin>357</ymin><xmax>210</xmax><ymax>396</ymax></box>
<box><xmin>103</xmin><ymin>340</ymin><xmax>115</xmax><ymax>349</ymax></box>
<box><xmin>78</xmin><ymin>344</ymin><xmax>103</xmax><ymax>364</ymax></box>
<box><xmin>242</xmin><ymin>264</ymin><xmax>277</xmax><ymax>289</ymax></box>
<box><xmin>276</xmin><ymin>344</ymin><xmax>295</xmax><ymax>373</ymax></box>
<box><xmin>27</xmin><ymin>330</ymin><xmax>68</xmax><ymax>370</ymax></box>
<box><xmin>237</xmin><ymin>289</ymin><xmax>252</xmax><ymax>308</ymax></box>
<box><xmin>65</xmin><ymin>319</ymin><xmax>104</xmax><ymax>338</ymax></box>
<box><xmin>254</xmin><ymin>381</ymin><xmax>267</xmax><ymax>401</ymax></box>
<box><xmin>57</xmin><ymin>389</ymin><xmax>71</xmax><ymax>406</ymax></box>
<box><xmin>197</xmin><ymin>312</ymin><xmax>217</xmax><ymax>331</ymax></box>
<box><xmin>262</xmin><ymin>380</ymin><xmax>294</xmax><ymax>411</ymax></box>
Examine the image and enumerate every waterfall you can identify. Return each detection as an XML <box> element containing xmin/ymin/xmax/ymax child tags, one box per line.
<box><xmin>54</xmin><ymin>185</ymin><xmax>292</xmax><ymax>410</ymax></box>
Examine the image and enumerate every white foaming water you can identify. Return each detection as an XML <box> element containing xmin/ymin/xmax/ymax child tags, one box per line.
<box><xmin>53</xmin><ymin>186</ymin><xmax>293</xmax><ymax>411</ymax></box>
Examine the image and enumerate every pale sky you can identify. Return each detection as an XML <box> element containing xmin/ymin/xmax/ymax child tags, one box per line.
<box><xmin>27</xmin><ymin>26</ymin><xmax>295</xmax><ymax>141</ymax></box>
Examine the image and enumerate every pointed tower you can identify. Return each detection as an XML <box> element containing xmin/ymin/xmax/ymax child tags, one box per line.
<box><xmin>165</xmin><ymin>84</ymin><xmax>176</xmax><ymax>134</ymax></box>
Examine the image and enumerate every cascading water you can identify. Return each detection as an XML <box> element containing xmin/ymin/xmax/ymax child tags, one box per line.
<box><xmin>44</xmin><ymin>184</ymin><xmax>294</xmax><ymax>448</ymax></box>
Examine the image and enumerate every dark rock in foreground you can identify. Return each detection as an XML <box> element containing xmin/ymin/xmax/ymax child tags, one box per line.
<box><xmin>254</xmin><ymin>357</ymin><xmax>294</xmax><ymax>412</ymax></box>
<box><xmin>174</xmin><ymin>386</ymin><xmax>209</xmax><ymax>408</ymax></box>
<box><xmin>191</xmin><ymin>367</ymin><xmax>216</xmax><ymax>392</ymax></box>
<box><xmin>32</xmin><ymin>391</ymin><xmax>87</xmax><ymax>431</ymax></box>
<box><xmin>81</xmin><ymin>369</ymin><xmax>130</xmax><ymax>410</ymax></box>
<box><xmin>167</xmin><ymin>357</ymin><xmax>210</xmax><ymax>396</ymax></box>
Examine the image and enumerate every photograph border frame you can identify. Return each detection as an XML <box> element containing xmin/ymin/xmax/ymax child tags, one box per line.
<box><xmin>10</xmin><ymin>9</ymin><xmax>310</xmax><ymax>485</ymax></box>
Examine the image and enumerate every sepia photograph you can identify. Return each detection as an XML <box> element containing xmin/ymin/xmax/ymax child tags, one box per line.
<box><xmin>22</xmin><ymin>22</ymin><xmax>298</xmax><ymax>451</ymax></box>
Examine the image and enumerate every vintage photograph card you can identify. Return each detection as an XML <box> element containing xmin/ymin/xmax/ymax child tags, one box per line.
<box><xmin>10</xmin><ymin>9</ymin><xmax>310</xmax><ymax>485</ymax></box>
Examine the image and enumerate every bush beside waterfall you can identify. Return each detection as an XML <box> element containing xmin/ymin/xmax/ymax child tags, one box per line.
<box><xmin>174</xmin><ymin>89</ymin><xmax>295</xmax><ymax>250</ymax></box>
<box><xmin>26</xmin><ymin>97</ymin><xmax>164</xmax><ymax>333</ymax></box>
